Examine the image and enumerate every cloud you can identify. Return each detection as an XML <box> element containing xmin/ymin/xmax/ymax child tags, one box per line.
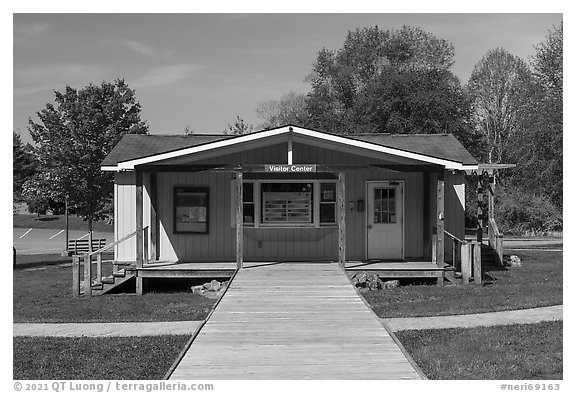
<box><xmin>132</xmin><ymin>64</ymin><xmax>206</xmax><ymax>89</ymax></box>
<box><xmin>120</xmin><ymin>40</ymin><xmax>156</xmax><ymax>57</ymax></box>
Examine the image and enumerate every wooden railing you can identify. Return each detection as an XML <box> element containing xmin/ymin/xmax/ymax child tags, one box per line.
<box><xmin>433</xmin><ymin>227</ymin><xmax>482</xmax><ymax>284</ymax></box>
<box><xmin>488</xmin><ymin>218</ymin><xmax>504</xmax><ymax>266</ymax></box>
<box><xmin>443</xmin><ymin>230</ymin><xmax>465</xmax><ymax>270</ymax></box>
<box><xmin>73</xmin><ymin>226</ymin><xmax>148</xmax><ymax>297</ymax></box>
<box><xmin>460</xmin><ymin>241</ymin><xmax>482</xmax><ymax>285</ymax></box>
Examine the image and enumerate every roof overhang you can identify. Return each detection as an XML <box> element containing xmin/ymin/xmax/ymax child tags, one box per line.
<box><xmin>102</xmin><ymin>125</ymin><xmax>478</xmax><ymax>172</ymax></box>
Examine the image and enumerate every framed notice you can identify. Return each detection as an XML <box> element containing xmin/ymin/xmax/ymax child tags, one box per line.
<box><xmin>174</xmin><ymin>187</ymin><xmax>209</xmax><ymax>233</ymax></box>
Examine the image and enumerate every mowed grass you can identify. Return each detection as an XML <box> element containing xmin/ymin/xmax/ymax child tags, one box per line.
<box><xmin>14</xmin><ymin>335</ymin><xmax>189</xmax><ymax>380</ymax></box>
<box><xmin>362</xmin><ymin>250</ymin><xmax>562</xmax><ymax>318</ymax></box>
<box><xmin>397</xmin><ymin>321</ymin><xmax>563</xmax><ymax>380</ymax></box>
<box><xmin>13</xmin><ymin>213</ymin><xmax>113</xmax><ymax>232</ymax></box>
<box><xmin>14</xmin><ymin>263</ymin><xmax>216</xmax><ymax>323</ymax></box>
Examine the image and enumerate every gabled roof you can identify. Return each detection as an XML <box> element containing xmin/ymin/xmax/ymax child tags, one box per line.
<box><xmin>102</xmin><ymin>125</ymin><xmax>478</xmax><ymax>171</ymax></box>
<box><xmin>102</xmin><ymin>134</ymin><xmax>229</xmax><ymax>167</ymax></box>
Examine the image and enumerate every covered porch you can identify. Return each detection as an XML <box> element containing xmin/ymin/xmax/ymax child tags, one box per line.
<box><xmin>119</xmin><ymin>161</ymin><xmax>460</xmax><ymax>294</ymax></box>
<box><xmin>76</xmin><ymin>125</ymin><xmax>487</xmax><ymax>296</ymax></box>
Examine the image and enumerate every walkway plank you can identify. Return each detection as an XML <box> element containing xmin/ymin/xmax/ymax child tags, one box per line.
<box><xmin>169</xmin><ymin>263</ymin><xmax>422</xmax><ymax>380</ymax></box>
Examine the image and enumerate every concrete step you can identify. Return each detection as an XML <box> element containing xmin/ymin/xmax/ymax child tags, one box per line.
<box><xmin>112</xmin><ymin>269</ymin><xmax>126</xmax><ymax>278</ymax></box>
<box><xmin>113</xmin><ymin>261</ymin><xmax>134</xmax><ymax>266</ymax></box>
<box><xmin>101</xmin><ymin>276</ymin><xmax>115</xmax><ymax>285</ymax></box>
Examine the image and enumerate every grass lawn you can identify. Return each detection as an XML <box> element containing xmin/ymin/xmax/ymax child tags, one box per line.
<box><xmin>14</xmin><ymin>335</ymin><xmax>189</xmax><ymax>379</ymax></box>
<box><xmin>13</xmin><ymin>213</ymin><xmax>113</xmax><ymax>232</ymax></box>
<box><xmin>361</xmin><ymin>250</ymin><xmax>562</xmax><ymax>318</ymax></box>
<box><xmin>14</xmin><ymin>263</ymin><xmax>217</xmax><ymax>323</ymax></box>
<box><xmin>14</xmin><ymin>253</ymin><xmax>74</xmax><ymax>267</ymax></box>
<box><xmin>396</xmin><ymin>321</ymin><xmax>563</xmax><ymax>380</ymax></box>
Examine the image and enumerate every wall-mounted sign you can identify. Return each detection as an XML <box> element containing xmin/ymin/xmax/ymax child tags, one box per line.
<box><xmin>174</xmin><ymin>187</ymin><xmax>209</xmax><ymax>233</ymax></box>
<box><xmin>264</xmin><ymin>164</ymin><xmax>317</xmax><ymax>173</ymax></box>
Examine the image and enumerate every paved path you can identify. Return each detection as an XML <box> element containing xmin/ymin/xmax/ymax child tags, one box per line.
<box><xmin>169</xmin><ymin>263</ymin><xmax>423</xmax><ymax>380</ymax></box>
<box><xmin>14</xmin><ymin>304</ymin><xmax>562</xmax><ymax>337</ymax></box>
<box><xmin>13</xmin><ymin>321</ymin><xmax>202</xmax><ymax>337</ymax></box>
<box><xmin>13</xmin><ymin>228</ymin><xmax>111</xmax><ymax>255</ymax></box>
<box><xmin>383</xmin><ymin>305</ymin><xmax>563</xmax><ymax>332</ymax></box>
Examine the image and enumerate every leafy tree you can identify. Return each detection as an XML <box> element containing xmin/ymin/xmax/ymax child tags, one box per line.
<box><xmin>305</xmin><ymin>25</ymin><xmax>477</xmax><ymax>155</ymax></box>
<box><xmin>224</xmin><ymin>116</ymin><xmax>254</xmax><ymax>135</ymax></box>
<box><xmin>28</xmin><ymin>79</ymin><xmax>148</xmax><ymax>236</ymax></box>
<box><xmin>21</xmin><ymin>177</ymin><xmax>50</xmax><ymax>217</ymax></box>
<box><xmin>532</xmin><ymin>22</ymin><xmax>563</xmax><ymax>95</ymax></box>
<box><xmin>13</xmin><ymin>132</ymin><xmax>37</xmax><ymax>200</ymax></box>
<box><xmin>256</xmin><ymin>91</ymin><xmax>309</xmax><ymax>129</ymax></box>
<box><xmin>506</xmin><ymin>23</ymin><xmax>563</xmax><ymax>207</ymax></box>
<box><xmin>466</xmin><ymin>48</ymin><xmax>533</xmax><ymax>164</ymax></box>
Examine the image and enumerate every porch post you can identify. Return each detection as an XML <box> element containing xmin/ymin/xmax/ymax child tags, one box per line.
<box><xmin>488</xmin><ymin>174</ymin><xmax>496</xmax><ymax>221</ymax></box>
<box><xmin>337</xmin><ymin>172</ymin><xmax>346</xmax><ymax>267</ymax></box>
<box><xmin>135</xmin><ymin>169</ymin><xmax>144</xmax><ymax>295</ymax></box>
<box><xmin>423</xmin><ymin>172</ymin><xmax>431</xmax><ymax>258</ymax></box>
<box><xmin>436</xmin><ymin>170</ymin><xmax>445</xmax><ymax>285</ymax></box>
<box><xmin>476</xmin><ymin>176</ymin><xmax>484</xmax><ymax>243</ymax></box>
<box><xmin>150</xmin><ymin>172</ymin><xmax>158</xmax><ymax>261</ymax></box>
<box><xmin>236</xmin><ymin>170</ymin><xmax>243</xmax><ymax>269</ymax></box>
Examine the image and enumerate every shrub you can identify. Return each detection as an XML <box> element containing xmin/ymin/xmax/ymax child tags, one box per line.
<box><xmin>495</xmin><ymin>186</ymin><xmax>562</xmax><ymax>235</ymax></box>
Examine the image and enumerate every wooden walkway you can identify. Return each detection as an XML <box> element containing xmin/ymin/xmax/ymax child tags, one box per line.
<box><xmin>169</xmin><ymin>262</ymin><xmax>422</xmax><ymax>380</ymax></box>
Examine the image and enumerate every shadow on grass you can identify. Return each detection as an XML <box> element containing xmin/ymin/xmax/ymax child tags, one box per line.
<box><xmin>14</xmin><ymin>263</ymin><xmax>219</xmax><ymax>323</ymax></box>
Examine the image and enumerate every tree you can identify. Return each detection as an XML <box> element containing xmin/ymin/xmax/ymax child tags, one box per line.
<box><xmin>224</xmin><ymin>116</ymin><xmax>254</xmax><ymax>135</ymax></box>
<box><xmin>466</xmin><ymin>48</ymin><xmax>533</xmax><ymax>164</ymax></box>
<box><xmin>21</xmin><ymin>177</ymin><xmax>50</xmax><ymax>217</ymax></box>
<box><xmin>28</xmin><ymin>79</ymin><xmax>148</xmax><ymax>237</ymax></box>
<box><xmin>184</xmin><ymin>125</ymin><xmax>196</xmax><ymax>135</ymax></box>
<box><xmin>506</xmin><ymin>23</ymin><xmax>563</xmax><ymax>207</ymax></box>
<box><xmin>305</xmin><ymin>25</ymin><xmax>476</xmax><ymax>154</ymax></box>
<box><xmin>532</xmin><ymin>22</ymin><xmax>563</xmax><ymax>95</ymax></box>
<box><xmin>13</xmin><ymin>132</ymin><xmax>37</xmax><ymax>200</ymax></box>
<box><xmin>256</xmin><ymin>91</ymin><xmax>309</xmax><ymax>129</ymax></box>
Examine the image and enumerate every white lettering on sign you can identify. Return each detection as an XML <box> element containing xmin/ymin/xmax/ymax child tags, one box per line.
<box><xmin>265</xmin><ymin>164</ymin><xmax>317</xmax><ymax>173</ymax></box>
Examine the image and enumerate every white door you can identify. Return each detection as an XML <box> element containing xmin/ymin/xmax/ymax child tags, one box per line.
<box><xmin>367</xmin><ymin>181</ymin><xmax>404</xmax><ymax>259</ymax></box>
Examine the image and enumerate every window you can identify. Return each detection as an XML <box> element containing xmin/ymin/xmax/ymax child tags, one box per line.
<box><xmin>261</xmin><ymin>182</ymin><xmax>313</xmax><ymax>224</ymax></box>
<box><xmin>242</xmin><ymin>182</ymin><xmax>255</xmax><ymax>225</ymax></box>
<box><xmin>373</xmin><ymin>187</ymin><xmax>396</xmax><ymax>224</ymax></box>
<box><xmin>319</xmin><ymin>182</ymin><xmax>336</xmax><ymax>225</ymax></box>
<box><xmin>174</xmin><ymin>187</ymin><xmax>209</xmax><ymax>233</ymax></box>
<box><xmin>231</xmin><ymin>180</ymin><xmax>338</xmax><ymax>228</ymax></box>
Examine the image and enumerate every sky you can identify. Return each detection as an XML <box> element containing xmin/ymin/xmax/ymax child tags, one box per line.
<box><xmin>13</xmin><ymin>13</ymin><xmax>563</xmax><ymax>142</ymax></box>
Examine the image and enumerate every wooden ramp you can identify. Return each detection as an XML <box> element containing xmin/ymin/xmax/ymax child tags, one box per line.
<box><xmin>169</xmin><ymin>263</ymin><xmax>422</xmax><ymax>380</ymax></box>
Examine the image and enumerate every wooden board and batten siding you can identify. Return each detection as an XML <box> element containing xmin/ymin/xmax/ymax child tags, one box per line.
<box><xmin>114</xmin><ymin>142</ymin><xmax>465</xmax><ymax>263</ymax></box>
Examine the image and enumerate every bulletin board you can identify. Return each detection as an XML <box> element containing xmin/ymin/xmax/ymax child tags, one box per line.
<box><xmin>173</xmin><ymin>187</ymin><xmax>209</xmax><ymax>233</ymax></box>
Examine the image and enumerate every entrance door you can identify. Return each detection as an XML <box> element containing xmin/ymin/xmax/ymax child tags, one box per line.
<box><xmin>367</xmin><ymin>181</ymin><xmax>404</xmax><ymax>259</ymax></box>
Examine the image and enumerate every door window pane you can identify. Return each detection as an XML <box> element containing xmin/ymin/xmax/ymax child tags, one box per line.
<box><xmin>373</xmin><ymin>187</ymin><xmax>397</xmax><ymax>224</ymax></box>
